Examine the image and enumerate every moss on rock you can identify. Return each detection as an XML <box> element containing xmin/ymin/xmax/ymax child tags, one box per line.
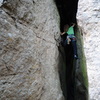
<box><xmin>75</xmin><ymin>28</ymin><xmax>88</xmax><ymax>100</ymax></box>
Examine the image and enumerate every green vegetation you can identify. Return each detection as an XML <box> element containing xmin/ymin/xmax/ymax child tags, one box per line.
<box><xmin>75</xmin><ymin>28</ymin><xmax>89</xmax><ymax>100</ymax></box>
<box><xmin>76</xmin><ymin>28</ymin><xmax>88</xmax><ymax>88</ymax></box>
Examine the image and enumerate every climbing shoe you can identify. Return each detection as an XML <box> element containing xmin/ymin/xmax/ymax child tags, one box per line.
<box><xmin>74</xmin><ymin>55</ymin><xmax>78</xmax><ymax>59</ymax></box>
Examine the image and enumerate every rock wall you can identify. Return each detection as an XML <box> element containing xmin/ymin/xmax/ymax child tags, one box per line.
<box><xmin>77</xmin><ymin>0</ymin><xmax>100</xmax><ymax>100</ymax></box>
<box><xmin>0</xmin><ymin>0</ymin><xmax>64</xmax><ymax>100</ymax></box>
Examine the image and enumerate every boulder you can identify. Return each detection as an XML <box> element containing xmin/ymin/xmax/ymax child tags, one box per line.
<box><xmin>77</xmin><ymin>0</ymin><xmax>100</xmax><ymax>99</ymax></box>
<box><xmin>0</xmin><ymin>0</ymin><xmax>64</xmax><ymax>100</ymax></box>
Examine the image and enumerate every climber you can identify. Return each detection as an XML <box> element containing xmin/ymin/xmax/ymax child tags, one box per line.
<box><xmin>61</xmin><ymin>23</ymin><xmax>78</xmax><ymax>59</ymax></box>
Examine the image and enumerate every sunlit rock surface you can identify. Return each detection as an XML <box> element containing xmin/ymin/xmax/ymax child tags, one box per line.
<box><xmin>0</xmin><ymin>0</ymin><xmax>64</xmax><ymax>100</ymax></box>
<box><xmin>77</xmin><ymin>0</ymin><xmax>100</xmax><ymax>99</ymax></box>
<box><xmin>0</xmin><ymin>0</ymin><xmax>3</xmax><ymax>6</ymax></box>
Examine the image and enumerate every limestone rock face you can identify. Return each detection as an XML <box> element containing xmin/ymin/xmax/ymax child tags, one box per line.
<box><xmin>77</xmin><ymin>0</ymin><xmax>100</xmax><ymax>100</ymax></box>
<box><xmin>0</xmin><ymin>0</ymin><xmax>3</xmax><ymax>6</ymax></box>
<box><xmin>0</xmin><ymin>0</ymin><xmax>64</xmax><ymax>100</ymax></box>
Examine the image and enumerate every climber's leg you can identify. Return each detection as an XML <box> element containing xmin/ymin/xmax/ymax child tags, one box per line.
<box><xmin>72</xmin><ymin>38</ymin><xmax>78</xmax><ymax>59</ymax></box>
<box><xmin>67</xmin><ymin>36</ymin><xmax>71</xmax><ymax>45</ymax></box>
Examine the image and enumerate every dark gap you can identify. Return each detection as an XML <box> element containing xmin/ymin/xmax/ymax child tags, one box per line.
<box><xmin>55</xmin><ymin>0</ymin><xmax>79</xmax><ymax>100</ymax></box>
<box><xmin>55</xmin><ymin>0</ymin><xmax>78</xmax><ymax>31</ymax></box>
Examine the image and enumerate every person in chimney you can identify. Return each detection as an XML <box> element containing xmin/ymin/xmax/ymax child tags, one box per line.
<box><xmin>61</xmin><ymin>23</ymin><xmax>78</xmax><ymax>59</ymax></box>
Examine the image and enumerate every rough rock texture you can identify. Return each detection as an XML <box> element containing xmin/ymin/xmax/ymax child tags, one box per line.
<box><xmin>0</xmin><ymin>0</ymin><xmax>64</xmax><ymax>100</ymax></box>
<box><xmin>0</xmin><ymin>0</ymin><xmax>3</xmax><ymax>6</ymax></box>
<box><xmin>77</xmin><ymin>0</ymin><xmax>100</xmax><ymax>100</ymax></box>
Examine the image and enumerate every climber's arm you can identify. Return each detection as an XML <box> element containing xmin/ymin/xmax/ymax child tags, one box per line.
<box><xmin>60</xmin><ymin>32</ymin><xmax>65</xmax><ymax>35</ymax></box>
<box><xmin>72</xmin><ymin>23</ymin><xmax>75</xmax><ymax>27</ymax></box>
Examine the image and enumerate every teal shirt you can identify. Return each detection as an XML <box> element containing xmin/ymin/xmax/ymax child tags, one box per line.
<box><xmin>66</xmin><ymin>26</ymin><xmax>74</xmax><ymax>35</ymax></box>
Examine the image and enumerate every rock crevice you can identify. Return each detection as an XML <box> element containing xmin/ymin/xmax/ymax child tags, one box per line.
<box><xmin>55</xmin><ymin>0</ymin><xmax>88</xmax><ymax>100</ymax></box>
<box><xmin>0</xmin><ymin>0</ymin><xmax>89</xmax><ymax>100</ymax></box>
